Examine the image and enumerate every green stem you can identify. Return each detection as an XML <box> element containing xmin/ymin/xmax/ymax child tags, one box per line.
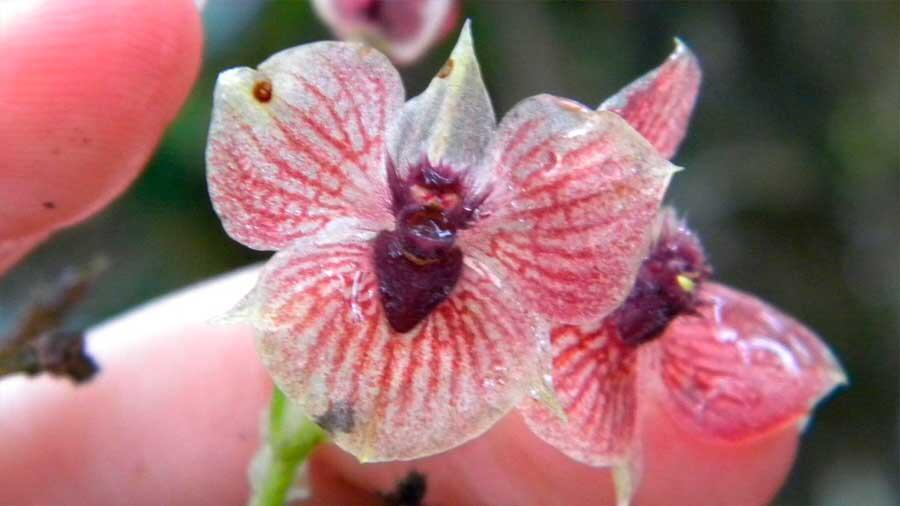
<box><xmin>248</xmin><ymin>387</ymin><xmax>327</xmax><ymax>506</ymax></box>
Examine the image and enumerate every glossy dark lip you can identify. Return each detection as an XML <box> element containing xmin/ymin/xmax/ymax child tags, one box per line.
<box><xmin>373</xmin><ymin>229</ymin><xmax>463</xmax><ymax>333</ymax></box>
<box><xmin>375</xmin><ymin>159</ymin><xmax>477</xmax><ymax>333</ymax></box>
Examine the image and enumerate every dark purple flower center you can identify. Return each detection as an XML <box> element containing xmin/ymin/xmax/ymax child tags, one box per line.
<box><xmin>375</xmin><ymin>163</ymin><xmax>477</xmax><ymax>333</ymax></box>
<box><xmin>611</xmin><ymin>219</ymin><xmax>712</xmax><ymax>347</ymax></box>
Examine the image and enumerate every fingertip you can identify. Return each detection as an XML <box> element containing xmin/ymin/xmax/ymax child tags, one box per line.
<box><xmin>0</xmin><ymin>0</ymin><xmax>203</xmax><ymax>243</ymax></box>
<box><xmin>308</xmin><ymin>404</ymin><xmax>799</xmax><ymax>506</ymax></box>
<box><xmin>0</xmin><ymin>323</ymin><xmax>270</xmax><ymax>506</ymax></box>
<box><xmin>308</xmin><ymin>413</ymin><xmax>617</xmax><ymax>505</ymax></box>
<box><xmin>0</xmin><ymin>268</ymin><xmax>271</xmax><ymax>505</ymax></box>
<box><xmin>635</xmin><ymin>396</ymin><xmax>799</xmax><ymax>506</ymax></box>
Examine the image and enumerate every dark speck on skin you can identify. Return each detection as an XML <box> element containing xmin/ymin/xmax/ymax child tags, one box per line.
<box><xmin>382</xmin><ymin>470</ymin><xmax>428</xmax><ymax>506</ymax></box>
<box><xmin>315</xmin><ymin>401</ymin><xmax>355</xmax><ymax>433</ymax></box>
<box><xmin>42</xmin><ymin>201</ymin><xmax>56</xmax><ymax>210</ymax></box>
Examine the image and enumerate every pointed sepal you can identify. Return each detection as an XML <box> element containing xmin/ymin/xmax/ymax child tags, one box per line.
<box><xmin>600</xmin><ymin>39</ymin><xmax>701</xmax><ymax>159</ymax></box>
<box><xmin>387</xmin><ymin>20</ymin><xmax>495</xmax><ymax>182</ymax></box>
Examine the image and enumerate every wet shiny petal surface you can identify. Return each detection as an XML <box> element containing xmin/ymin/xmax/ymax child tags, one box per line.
<box><xmin>651</xmin><ymin>282</ymin><xmax>846</xmax><ymax>441</ymax></box>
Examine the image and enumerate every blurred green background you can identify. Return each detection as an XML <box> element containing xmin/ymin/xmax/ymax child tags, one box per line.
<box><xmin>2</xmin><ymin>1</ymin><xmax>897</xmax><ymax>504</ymax></box>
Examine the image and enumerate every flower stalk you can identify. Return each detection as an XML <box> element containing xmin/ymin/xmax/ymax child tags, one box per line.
<box><xmin>248</xmin><ymin>387</ymin><xmax>327</xmax><ymax>506</ymax></box>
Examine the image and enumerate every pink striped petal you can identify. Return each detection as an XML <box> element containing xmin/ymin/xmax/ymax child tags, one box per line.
<box><xmin>650</xmin><ymin>282</ymin><xmax>846</xmax><ymax>441</ymax></box>
<box><xmin>521</xmin><ymin>322</ymin><xmax>640</xmax><ymax>467</ymax></box>
<box><xmin>248</xmin><ymin>232</ymin><xmax>546</xmax><ymax>461</ymax></box>
<box><xmin>600</xmin><ymin>39</ymin><xmax>701</xmax><ymax>159</ymax></box>
<box><xmin>387</xmin><ymin>21</ymin><xmax>495</xmax><ymax>183</ymax></box>
<box><xmin>312</xmin><ymin>0</ymin><xmax>459</xmax><ymax>65</ymax></box>
<box><xmin>206</xmin><ymin>42</ymin><xmax>403</xmax><ymax>251</ymax></box>
<box><xmin>464</xmin><ymin>95</ymin><xmax>678</xmax><ymax>324</ymax></box>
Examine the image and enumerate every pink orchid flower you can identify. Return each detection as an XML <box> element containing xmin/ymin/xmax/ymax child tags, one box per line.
<box><xmin>520</xmin><ymin>44</ymin><xmax>846</xmax><ymax>505</ymax></box>
<box><xmin>311</xmin><ymin>0</ymin><xmax>459</xmax><ymax>65</ymax></box>
<box><xmin>205</xmin><ymin>22</ymin><xmax>677</xmax><ymax>461</ymax></box>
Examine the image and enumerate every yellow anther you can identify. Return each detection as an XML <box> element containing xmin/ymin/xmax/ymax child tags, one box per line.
<box><xmin>676</xmin><ymin>274</ymin><xmax>696</xmax><ymax>293</ymax></box>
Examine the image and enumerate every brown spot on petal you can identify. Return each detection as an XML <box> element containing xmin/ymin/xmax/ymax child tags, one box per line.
<box><xmin>437</xmin><ymin>58</ymin><xmax>454</xmax><ymax>79</ymax></box>
<box><xmin>252</xmin><ymin>80</ymin><xmax>272</xmax><ymax>103</ymax></box>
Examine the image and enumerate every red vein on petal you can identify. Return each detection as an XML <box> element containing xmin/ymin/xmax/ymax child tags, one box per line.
<box><xmin>292</xmin><ymin>74</ymin><xmax>353</xmax><ymax>144</ymax></box>
<box><xmin>281</xmin><ymin>101</ymin><xmax>354</xmax><ymax>155</ymax></box>
<box><xmin>496</xmin><ymin>118</ymin><xmax>544</xmax><ymax>173</ymax></box>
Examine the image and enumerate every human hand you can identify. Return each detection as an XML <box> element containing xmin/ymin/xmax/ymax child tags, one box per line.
<box><xmin>0</xmin><ymin>267</ymin><xmax>799</xmax><ymax>505</ymax></box>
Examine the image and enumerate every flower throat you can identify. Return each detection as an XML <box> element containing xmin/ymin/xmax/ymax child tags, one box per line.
<box><xmin>374</xmin><ymin>163</ymin><xmax>473</xmax><ymax>333</ymax></box>
<box><xmin>611</xmin><ymin>215</ymin><xmax>712</xmax><ymax>347</ymax></box>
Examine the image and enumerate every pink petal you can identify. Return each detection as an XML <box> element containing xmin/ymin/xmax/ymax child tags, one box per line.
<box><xmin>206</xmin><ymin>42</ymin><xmax>403</xmax><ymax>251</ymax></box>
<box><xmin>649</xmin><ymin>282</ymin><xmax>846</xmax><ymax>441</ymax></box>
<box><xmin>464</xmin><ymin>96</ymin><xmax>678</xmax><ymax>324</ymax></box>
<box><xmin>312</xmin><ymin>0</ymin><xmax>459</xmax><ymax>65</ymax></box>
<box><xmin>599</xmin><ymin>39</ymin><xmax>701</xmax><ymax>159</ymax></box>
<box><xmin>521</xmin><ymin>323</ymin><xmax>640</xmax><ymax>468</ymax></box>
<box><xmin>248</xmin><ymin>232</ymin><xmax>546</xmax><ymax>461</ymax></box>
<box><xmin>386</xmin><ymin>21</ymin><xmax>495</xmax><ymax>182</ymax></box>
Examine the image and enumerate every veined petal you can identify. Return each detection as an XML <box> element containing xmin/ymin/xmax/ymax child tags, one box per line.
<box><xmin>247</xmin><ymin>233</ymin><xmax>546</xmax><ymax>461</ymax></box>
<box><xmin>464</xmin><ymin>95</ymin><xmax>678</xmax><ymax>324</ymax></box>
<box><xmin>312</xmin><ymin>0</ymin><xmax>458</xmax><ymax>65</ymax></box>
<box><xmin>206</xmin><ymin>42</ymin><xmax>403</xmax><ymax>251</ymax></box>
<box><xmin>521</xmin><ymin>322</ymin><xmax>639</xmax><ymax>467</ymax></box>
<box><xmin>387</xmin><ymin>21</ymin><xmax>495</xmax><ymax>182</ymax></box>
<box><xmin>649</xmin><ymin>282</ymin><xmax>846</xmax><ymax>441</ymax></box>
<box><xmin>599</xmin><ymin>39</ymin><xmax>701</xmax><ymax>159</ymax></box>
